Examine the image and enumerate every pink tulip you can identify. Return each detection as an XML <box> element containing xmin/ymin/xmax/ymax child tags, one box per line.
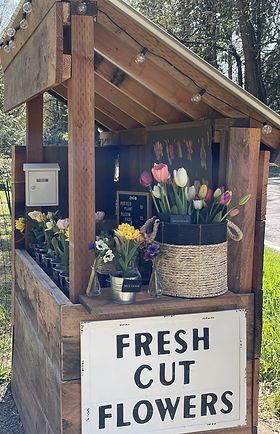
<box><xmin>205</xmin><ymin>187</ymin><xmax>213</xmax><ymax>201</ymax></box>
<box><xmin>95</xmin><ymin>211</ymin><xmax>105</xmax><ymax>221</ymax></box>
<box><xmin>229</xmin><ymin>209</ymin><xmax>240</xmax><ymax>218</ymax></box>
<box><xmin>57</xmin><ymin>218</ymin><xmax>69</xmax><ymax>230</ymax></box>
<box><xmin>151</xmin><ymin>163</ymin><xmax>170</xmax><ymax>183</ymax></box>
<box><xmin>139</xmin><ymin>171</ymin><xmax>153</xmax><ymax>187</ymax></box>
<box><xmin>220</xmin><ymin>191</ymin><xmax>232</xmax><ymax>206</ymax></box>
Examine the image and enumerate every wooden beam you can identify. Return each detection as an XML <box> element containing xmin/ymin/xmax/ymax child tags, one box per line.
<box><xmin>95</xmin><ymin>59</ymin><xmax>188</xmax><ymax>124</ymax></box>
<box><xmin>99</xmin><ymin>119</ymin><xmax>212</xmax><ymax>146</ymax></box>
<box><xmin>4</xmin><ymin>3</ymin><xmax>70</xmax><ymax>112</ymax></box>
<box><xmin>68</xmin><ymin>15</ymin><xmax>95</xmax><ymax>303</ymax></box>
<box><xmin>97</xmin><ymin>5</ymin><xmax>239</xmax><ymax>118</ymax></box>
<box><xmin>94</xmin><ymin>23</ymin><xmax>214</xmax><ymax>120</ymax></box>
<box><xmin>95</xmin><ymin>75</ymin><xmax>162</xmax><ymax>126</ymax></box>
<box><xmin>95</xmin><ymin>94</ymin><xmax>142</xmax><ymax>129</ymax></box>
<box><xmin>226</xmin><ymin>128</ymin><xmax>260</xmax><ymax>293</ymax></box>
<box><xmin>95</xmin><ymin>109</ymin><xmax>124</xmax><ymax>131</ymax></box>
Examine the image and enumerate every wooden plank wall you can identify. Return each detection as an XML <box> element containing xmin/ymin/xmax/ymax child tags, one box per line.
<box><xmin>12</xmin><ymin>250</ymin><xmax>69</xmax><ymax>434</ymax></box>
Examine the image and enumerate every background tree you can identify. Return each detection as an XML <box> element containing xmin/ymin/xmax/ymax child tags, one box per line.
<box><xmin>130</xmin><ymin>0</ymin><xmax>280</xmax><ymax>110</ymax></box>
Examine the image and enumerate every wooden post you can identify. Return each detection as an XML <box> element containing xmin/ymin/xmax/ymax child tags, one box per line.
<box><xmin>226</xmin><ymin>128</ymin><xmax>260</xmax><ymax>293</ymax></box>
<box><xmin>26</xmin><ymin>95</ymin><xmax>44</xmax><ymax>163</ymax></box>
<box><xmin>252</xmin><ymin>150</ymin><xmax>270</xmax><ymax>429</ymax></box>
<box><xmin>68</xmin><ymin>15</ymin><xmax>95</xmax><ymax>303</ymax></box>
<box><xmin>25</xmin><ymin>95</ymin><xmax>44</xmax><ymax>248</ymax></box>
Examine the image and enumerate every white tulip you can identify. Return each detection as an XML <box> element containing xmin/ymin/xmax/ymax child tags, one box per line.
<box><xmin>185</xmin><ymin>185</ymin><xmax>196</xmax><ymax>201</ymax></box>
<box><xmin>173</xmin><ymin>168</ymin><xmax>189</xmax><ymax>188</ymax></box>
<box><xmin>193</xmin><ymin>199</ymin><xmax>204</xmax><ymax>210</ymax></box>
<box><xmin>152</xmin><ymin>184</ymin><xmax>161</xmax><ymax>199</ymax></box>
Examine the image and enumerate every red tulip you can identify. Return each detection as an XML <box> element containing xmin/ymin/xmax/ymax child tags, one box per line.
<box><xmin>151</xmin><ymin>163</ymin><xmax>170</xmax><ymax>183</ymax></box>
<box><xmin>139</xmin><ymin>171</ymin><xmax>153</xmax><ymax>187</ymax></box>
<box><xmin>205</xmin><ymin>187</ymin><xmax>213</xmax><ymax>201</ymax></box>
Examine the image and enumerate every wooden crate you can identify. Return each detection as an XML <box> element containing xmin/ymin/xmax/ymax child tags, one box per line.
<box><xmin>13</xmin><ymin>249</ymin><xmax>256</xmax><ymax>434</ymax></box>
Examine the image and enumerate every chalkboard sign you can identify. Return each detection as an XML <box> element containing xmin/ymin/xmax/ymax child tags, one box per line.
<box><xmin>117</xmin><ymin>191</ymin><xmax>151</xmax><ymax>229</ymax></box>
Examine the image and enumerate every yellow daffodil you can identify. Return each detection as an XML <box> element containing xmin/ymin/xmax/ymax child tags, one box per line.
<box><xmin>114</xmin><ymin>223</ymin><xmax>140</xmax><ymax>240</ymax></box>
<box><xmin>15</xmin><ymin>217</ymin><xmax>25</xmax><ymax>233</ymax></box>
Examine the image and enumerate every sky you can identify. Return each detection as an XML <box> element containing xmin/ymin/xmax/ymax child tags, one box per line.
<box><xmin>0</xmin><ymin>0</ymin><xmax>21</xmax><ymax>34</ymax></box>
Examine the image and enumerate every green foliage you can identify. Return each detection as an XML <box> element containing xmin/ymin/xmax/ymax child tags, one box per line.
<box><xmin>0</xmin><ymin>76</ymin><xmax>25</xmax><ymax>157</ymax></box>
<box><xmin>261</xmin><ymin>248</ymin><xmax>280</xmax><ymax>398</ymax></box>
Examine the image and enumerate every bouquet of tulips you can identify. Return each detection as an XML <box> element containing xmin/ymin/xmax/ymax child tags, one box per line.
<box><xmin>140</xmin><ymin>163</ymin><xmax>250</xmax><ymax>224</ymax></box>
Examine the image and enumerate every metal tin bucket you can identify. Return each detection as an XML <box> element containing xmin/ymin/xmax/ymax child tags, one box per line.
<box><xmin>110</xmin><ymin>273</ymin><xmax>137</xmax><ymax>304</ymax></box>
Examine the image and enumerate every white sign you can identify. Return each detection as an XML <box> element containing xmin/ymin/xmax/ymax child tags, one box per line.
<box><xmin>81</xmin><ymin>310</ymin><xmax>246</xmax><ymax>434</ymax></box>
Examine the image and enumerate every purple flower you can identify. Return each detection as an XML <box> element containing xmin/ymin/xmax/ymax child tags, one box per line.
<box><xmin>219</xmin><ymin>191</ymin><xmax>232</xmax><ymax>206</ymax></box>
<box><xmin>88</xmin><ymin>242</ymin><xmax>95</xmax><ymax>251</ymax></box>
<box><xmin>144</xmin><ymin>243</ymin><xmax>160</xmax><ymax>261</ymax></box>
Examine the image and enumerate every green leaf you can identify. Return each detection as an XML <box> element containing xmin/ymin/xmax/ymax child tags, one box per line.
<box><xmin>212</xmin><ymin>211</ymin><xmax>223</xmax><ymax>223</ymax></box>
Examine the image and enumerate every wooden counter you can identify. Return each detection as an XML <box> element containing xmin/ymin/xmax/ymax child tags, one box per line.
<box><xmin>12</xmin><ymin>249</ymin><xmax>255</xmax><ymax>434</ymax></box>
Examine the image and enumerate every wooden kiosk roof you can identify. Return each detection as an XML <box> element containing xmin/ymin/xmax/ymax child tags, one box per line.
<box><xmin>1</xmin><ymin>0</ymin><xmax>280</xmax><ymax>150</ymax></box>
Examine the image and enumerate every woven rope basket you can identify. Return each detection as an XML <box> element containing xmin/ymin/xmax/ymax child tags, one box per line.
<box><xmin>154</xmin><ymin>221</ymin><xmax>242</xmax><ymax>298</ymax></box>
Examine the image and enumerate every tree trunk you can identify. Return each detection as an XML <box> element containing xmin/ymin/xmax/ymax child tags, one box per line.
<box><xmin>237</xmin><ymin>0</ymin><xmax>267</xmax><ymax>103</ymax></box>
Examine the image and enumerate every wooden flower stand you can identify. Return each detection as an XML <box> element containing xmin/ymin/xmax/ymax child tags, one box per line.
<box><xmin>14</xmin><ymin>249</ymin><xmax>256</xmax><ymax>434</ymax></box>
<box><xmin>1</xmin><ymin>1</ymin><xmax>279</xmax><ymax>433</ymax></box>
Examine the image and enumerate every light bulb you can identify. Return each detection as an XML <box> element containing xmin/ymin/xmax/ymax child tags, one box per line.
<box><xmin>191</xmin><ymin>93</ymin><xmax>202</xmax><ymax>104</ymax></box>
<box><xmin>20</xmin><ymin>18</ymin><xmax>28</xmax><ymax>30</ymax></box>
<box><xmin>7</xmin><ymin>28</ymin><xmax>16</xmax><ymax>38</ymax></box>
<box><xmin>262</xmin><ymin>123</ymin><xmax>272</xmax><ymax>135</ymax></box>
<box><xmin>23</xmin><ymin>2</ymin><xmax>32</xmax><ymax>14</ymax></box>
<box><xmin>135</xmin><ymin>47</ymin><xmax>148</xmax><ymax>65</ymax></box>
<box><xmin>9</xmin><ymin>39</ymin><xmax>16</xmax><ymax>49</ymax></box>
<box><xmin>191</xmin><ymin>88</ymin><xmax>206</xmax><ymax>104</ymax></box>
<box><xmin>135</xmin><ymin>53</ymin><xmax>145</xmax><ymax>64</ymax></box>
<box><xmin>77</xmin><ymin>2</ymin><xmax>87</xmax><ymax>14</ymax></box>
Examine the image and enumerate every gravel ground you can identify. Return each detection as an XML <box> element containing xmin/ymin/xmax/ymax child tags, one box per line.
<box><xmin>0</xmin><ymin>385</ymin><xmax>24</xmax><ymax>434</ymax></box>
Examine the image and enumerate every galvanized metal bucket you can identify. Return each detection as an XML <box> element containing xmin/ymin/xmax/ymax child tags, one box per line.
<box><xmin>110</xmin><ymin>272</ymin><xmax>138</xmax><ymax>304</ymax></box>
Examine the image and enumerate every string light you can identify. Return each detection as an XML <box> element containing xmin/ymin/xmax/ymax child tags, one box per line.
<box><xmin>191</xmin><ymin>88</ymin><xmax>206</xmax><ymax>104</ymax></box>
<box><xmin>0</xmin><ymin>1</ymin><xmax>33</xmax><ymax>52</ymax></box>
<box><xmin>9</xmin><ymin>39</ymin><xmax>16</xmax><ymax>49</ymax></box>
<box><xmin>96</xmin><ymin>7</ymin><xmax>280</xmax><ymax>135</ymax></box>
<box><xmin>135</xmin><ymin>47</ymin><xmax>148</xmax><ymax>64</ymax></box>
<box><xmin>0</xmin><ymin>1</ymin><xmax>278</xmax><ymax>137</ymax></box>
<box><xmin>23</xmin><ymin>2</ymin><xmax>32</xmax><ymax>14</ymax></box>
<box><xmin>6</xmin><ymin>28</ymin><xmax>16</xmax><ymax>38</ymax></box>
<box><xmin>77</xmin><ymin>1</ymin><xmax>88</xmax><ymax>14</ymax></box>
<box><xmin>262</xmin><ymin>123</ymin><xmax>273</xmax><ymax>135</ymax></box>
<box><xmin>20</xmin><ymin>15</ymin><xmax>29</xmax><ymax>30</ymax></box>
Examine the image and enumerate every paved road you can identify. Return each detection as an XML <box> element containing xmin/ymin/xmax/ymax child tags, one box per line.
<box><xmin>265</xmin><ymin>177</ymin><xmax>280</xmax><ymax>250</ymax></box>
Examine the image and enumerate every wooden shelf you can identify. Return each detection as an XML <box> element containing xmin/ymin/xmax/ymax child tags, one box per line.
<box><xmin>80</xmin><ymin>289</ymin><xmax>254</xmax><ymax>321</ymax></box>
